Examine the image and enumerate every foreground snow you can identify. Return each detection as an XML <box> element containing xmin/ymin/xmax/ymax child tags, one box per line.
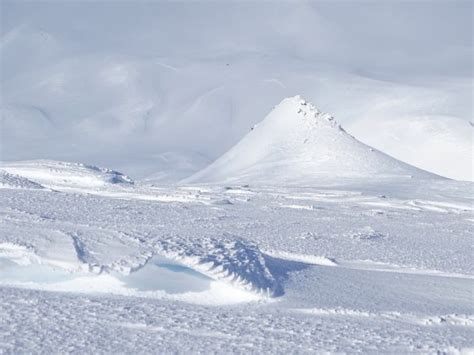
<box><xmin>0</xmin><ymin>162</ymin><xmax>473</xmax><ymax>352</ymax></box>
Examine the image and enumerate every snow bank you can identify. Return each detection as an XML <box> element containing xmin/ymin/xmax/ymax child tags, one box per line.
<box><xmin>0</xmin><ymin>170</ymin><xmax>44</xmax><ymax>190</ymax></box>
<box><xmin>0</xmin><ymin>160</ymin><xmax>133</xmax><ymax>189</ymax></box>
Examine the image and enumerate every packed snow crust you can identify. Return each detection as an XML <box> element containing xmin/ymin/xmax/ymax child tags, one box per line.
<box><xmin>1</xmin><ymin>159</ymin><xmax>473</xmax><ymax>352</ymax></box>
<box><xmin>186</xmin><ymin>96</ymin><xmax>439</xmax><ymax>185</ymax></box>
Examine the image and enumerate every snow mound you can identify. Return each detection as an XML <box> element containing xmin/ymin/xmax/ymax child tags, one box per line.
<box><xmin>0</xmin><ymin>160</ymin><xmax>133</xmax><ymax>189</ymax></box>
<box><xmin>0</xmin><ymin>170</ymin><xmax>45</xmax><ymax>190</ymax></box>
<box><xmin>185</xmin><ymin>96</ymin><xmax>439</xmax><ymax>185</ymax></box>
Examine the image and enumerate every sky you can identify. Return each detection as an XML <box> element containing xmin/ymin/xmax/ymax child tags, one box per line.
<box><xmin>1</xmin><ymin>0</ymin><xmax>472</xmax><ymax>180</ymax></box>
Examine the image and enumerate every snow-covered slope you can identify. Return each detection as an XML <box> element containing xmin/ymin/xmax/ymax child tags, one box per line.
<box><xmin>0</xmin><ymin>160</ymin><xmax>133</xmax><ymax>189</ymax></box>
<box><xmin>186</xmin><ymin>96</ymin><xmax>439</xmax><ymax>185</ymax></box>
<box><xmin>348</xmin><ymin>114</ymin><xmax>473</xmax><ymax>182</ymax></box>
<box><xmin>142</xmin><ymin>152</ymin><xmax>211</xmax><ymax>184</ymax></box>
<box><xmin>0</xmin><ymin>170</ymin><xmax>44</xmax><ymax>190</ymax></box>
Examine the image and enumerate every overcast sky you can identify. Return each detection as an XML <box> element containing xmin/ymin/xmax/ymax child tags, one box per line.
<box><xmin>3</xmin><ymin>0</ymin><xmax>472</xmax><ymax>77</ymax></box>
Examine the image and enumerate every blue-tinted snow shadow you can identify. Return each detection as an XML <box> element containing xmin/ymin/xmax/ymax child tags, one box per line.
<box><xmin>264</xmin><ymin>255</ymin><xmax>310</xmax><ymax>297</ymax></box>
<box><xmin>118</xmin><ymin>257</ymin><xmax>213</xmax><ymax>294</ymax></box>
<box><xmin>0</xmin><ymin>255</ymin><xmax>214</xmax><ymax>295</ymax></box>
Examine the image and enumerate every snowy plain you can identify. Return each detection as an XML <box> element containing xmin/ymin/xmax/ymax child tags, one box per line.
<box><xmin>0</xmin><ymin>161</ymin><xmax>473</xmax><ymax>353</ymax></box>
<box><xmin>1</xmin><ymin>0</ymin><xmax>473</xmax><ymax>353</ymax></box>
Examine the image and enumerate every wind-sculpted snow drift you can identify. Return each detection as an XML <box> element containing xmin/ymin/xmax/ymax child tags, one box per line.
<box><xmin>186</xmin><ymin>96</ymin><xmax>439</xmax><ymax>185</ymax></box>
<box><xmin>0</xmin><ymin>233</ymin><xmax>277</xmax><ymax>300</ymax></box>
<box><xmin>0</xmin><ymin>170</ymin><xmax>45</xmax><ymax>190</ymax></box>
<box><xmin>154</xmin><ymin>236</ymin><xmax>277</xmax><ymax>295</ymax></box>
<box><xmin>0</xmin><ymin>160</ymin><xmax>133</xmax><ymax>189</ymax></box>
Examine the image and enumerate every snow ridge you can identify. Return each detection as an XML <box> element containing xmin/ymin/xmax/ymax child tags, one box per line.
<box><xmin>0</xmin><ymin>160</ymin><xmax>134</xmax><ymax>188</ymax></box>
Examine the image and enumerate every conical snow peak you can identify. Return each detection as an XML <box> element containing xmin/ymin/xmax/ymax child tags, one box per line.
<box><xmin>185</xmin><ymin>96</ymin><xmax>438</xmax><ymax>185</ymax></box>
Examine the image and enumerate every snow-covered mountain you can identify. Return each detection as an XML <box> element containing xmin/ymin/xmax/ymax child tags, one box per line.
<box><xmin>1</xmin><ymin>2</ymin><xmax>471</xmax><ymax>181</ymax></box>
<box><xmin>186</xmin><ymin>96</ymin><xmax>439</xmax><ymax>185</ymax></box>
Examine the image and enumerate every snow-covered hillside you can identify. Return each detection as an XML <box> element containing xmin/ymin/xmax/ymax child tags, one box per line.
<box><xmin>1</xmin><ymin>1</ymin><xmax>472</xmax><ymax>180</ymax></box>
<box><xmin>349</xmin><ymin>113</ymin><xmax>473</xmax><ymax>182</ymax></box>
<box><xmin>187</xmin><ymin>96</ymin><xmax>439</xmax><ymax>185</ymax></box>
